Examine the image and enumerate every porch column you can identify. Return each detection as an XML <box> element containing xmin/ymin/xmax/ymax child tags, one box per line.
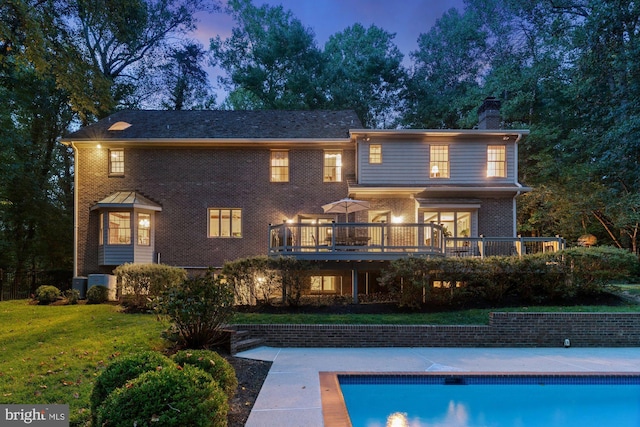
<box><xmin>352</xmin><ymin>268</ymin><xmax>358</xmax><ymax>304</ymax></box>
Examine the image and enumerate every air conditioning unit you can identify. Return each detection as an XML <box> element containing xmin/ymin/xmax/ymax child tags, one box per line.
<box><xmin>72</xmin><ymin>277</ymin><xmax>88</xmax><ymax>299</ymax></box>
<box><xmin>88</xmin><ymin>274</ymin><xmax>117</xmax><ymax>301</ymax></box>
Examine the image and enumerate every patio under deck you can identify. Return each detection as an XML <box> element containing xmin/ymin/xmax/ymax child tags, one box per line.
<box><xmin>268</xmin><ymin>222</ymin><xmax>565</xmax><ymax>262</ymax></box>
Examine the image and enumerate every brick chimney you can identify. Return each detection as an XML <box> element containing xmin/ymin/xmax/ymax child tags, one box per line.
<box><xmin>477</xmin><ymin>97</ymin><xmax>501</xmax><ymax>129</ymax></box>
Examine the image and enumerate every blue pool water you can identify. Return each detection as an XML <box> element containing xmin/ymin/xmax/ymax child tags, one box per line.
<box><xmin>339</xmin><ymin>375</ymin><xmax>640</xmax><ymax>427</ymax></box>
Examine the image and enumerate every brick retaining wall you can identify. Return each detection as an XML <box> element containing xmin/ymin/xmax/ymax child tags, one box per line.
<box><xmin>233</xmin><ymin>313</ymin><xmax>640</xmax><ymax>349</ymax></box>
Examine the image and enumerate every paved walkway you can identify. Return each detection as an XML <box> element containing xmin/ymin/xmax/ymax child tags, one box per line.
<box><xmin>236</xmin><ymin>346</ymin><xmax>640</xmax><ymax>427</ymax></box>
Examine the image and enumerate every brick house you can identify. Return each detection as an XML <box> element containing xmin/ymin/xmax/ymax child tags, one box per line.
<box><xmin>62</xmin><ymin>100</ymin><xmax>558</xmax><ymax>299</ymax></box>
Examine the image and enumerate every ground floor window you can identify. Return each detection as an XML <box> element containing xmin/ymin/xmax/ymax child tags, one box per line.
<box><xmin>138</xmin><ymin>213</ymin><xmax>151</xmax><ymax>245</ymax></box>
<box><xmin>209</xmin><ymin>208</ymin><xmax>242</xmax><ymax>238</ymax></box>
<box><xmin>424</xmin><ymin>211</ymin><xmax>472</xmax><ymax>237</ymax></box>
<box><xmin>108</xmin><ymin>212</ymin><xmax>131</xmax><ymax>244</ymax></box>
<box><xmin>311</xmin><ymin>276</ymin><xmax>337</xmax><ymax>293</ymax></box>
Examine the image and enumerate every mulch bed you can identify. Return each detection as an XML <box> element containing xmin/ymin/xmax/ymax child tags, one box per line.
<box><xmin>224</xmin><ymin>355</ymin><xmax>272</xmax><ymax>427</ymax></box>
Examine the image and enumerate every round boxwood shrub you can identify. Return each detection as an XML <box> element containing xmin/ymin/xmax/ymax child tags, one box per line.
<box><xmin>172</xmin><ymin>349</ymin><xmax>238</xmax><ymax>399</ymax></box>
<box><xmin>95</xmin><ymin>364</ymin><xmax>228</xmax><ymax>427</ymax></box>
<box><xmin>34</xmin><ymin>285</ymin><xmax>61</xmax><ymax>305</ymax></box>
<box><xmin>90</xmin><ymin>351</ymin><xmax>176</xmax><ymax>417</ymax></box>
<box><xmin>86</xmin><ymin>285</ymin><xmax>109</xmax><ymax>304</ymax></box>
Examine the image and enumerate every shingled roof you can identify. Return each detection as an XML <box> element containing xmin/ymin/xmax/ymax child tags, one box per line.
<box><xmin>63</xmin><ymin>110</ymin><xmax>362</xmax><ymax>141</ymax></box>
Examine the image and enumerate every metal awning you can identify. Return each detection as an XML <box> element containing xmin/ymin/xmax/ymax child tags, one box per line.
<box><xmin>91</xmin><ymin>191</ymin><xmax>162</xmax><ymax>211</ymax></box>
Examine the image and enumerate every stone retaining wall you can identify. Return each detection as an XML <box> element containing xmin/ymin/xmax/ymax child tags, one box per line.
<box><xmin>233</xmin><ymin>313</ymin><xmax>640</xmax><ymax>348</ymax></box>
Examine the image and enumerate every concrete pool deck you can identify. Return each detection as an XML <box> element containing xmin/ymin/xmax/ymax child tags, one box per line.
<box><xmin>236</xmin><ymin>347</ymin><xmax>640</xmax><ymax>426</ymax></box>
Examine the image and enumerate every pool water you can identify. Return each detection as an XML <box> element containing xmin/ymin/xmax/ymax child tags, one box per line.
<box><xmin>339</xmin><ymin>375</ymin><xmax>640</xmax><ymax>427</ymax></box>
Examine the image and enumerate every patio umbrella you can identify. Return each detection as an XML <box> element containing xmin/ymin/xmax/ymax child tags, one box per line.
<box><xmin>322</xmin><ymin>197</ymin><xmax>370</xmax><ymax>222</ymax></box>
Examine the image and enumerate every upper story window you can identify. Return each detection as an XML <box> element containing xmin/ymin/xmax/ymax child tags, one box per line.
<box><xmin>369</xmin><ymin>144</ymin><xmax>382</xmax><ymax>164</ymax></box>
<box><xmin>270</xmin><ymin>150</ymin><xmax>289</xmax><ymax>182</ymax></box>
<box><xmin>109</xmin><ymin>149</ymin><xmax>124</xmax><ymax>176</ymax></box>
<box><xmin>487</xmin><ymin>145</ymin><xmax>506</xmax><ymax>177</ymax></box>
<box><xmin>324</xmin><ymin>150</ymin><xmax>342</xmax><ymax>182</ymax></box>
<box><xmin>108</xmin><ymin>212</ymin><xmax>131</xmax><ymax>245</ymax></box>
<box><xmin>430</xmin><ymin>145</ymin><xmax>449</xmax><ymax>178</ymax></box>
<box><xmin>209</xmin><ymin>208</ymin><xmax>242</xmax><ymax>238</ymax></box>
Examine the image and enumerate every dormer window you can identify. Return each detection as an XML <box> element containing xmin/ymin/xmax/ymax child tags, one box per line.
<box><xmin>369</xmin><ymin>144</ymin><xmax>382</xmax><ymax>164</ymax></box>
<box><xmin>108</xmin><ymin>121</ymin><xmax>132</xmax><ymax>131</ymax></box>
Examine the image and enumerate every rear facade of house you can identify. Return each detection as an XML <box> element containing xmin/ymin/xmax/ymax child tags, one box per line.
<box><xmin>62</xmin><ymin>100</ymin><xmax>533</xmax><ymax>298</ymax></box>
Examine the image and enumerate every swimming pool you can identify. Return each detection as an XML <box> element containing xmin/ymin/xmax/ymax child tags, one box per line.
<box><xmin>320</xmin><ymin>372</ymin><xmax>640</xmax><ymax>427</ymax></box>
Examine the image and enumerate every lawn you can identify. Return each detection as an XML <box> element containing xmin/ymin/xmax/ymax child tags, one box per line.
<box><xmin>2</xmin><ymin>296</ymin><xmax>638</xmax><ymax>426</ymax></box>
<box><xmin>231</xmin><ymin>303</ymin><xmax>640</xmax><ymax>325</ymax></box>
<box><xmin>0</xmin><ymin>300</ymin><xmax>167</xmax><ymax>427</ymax></box>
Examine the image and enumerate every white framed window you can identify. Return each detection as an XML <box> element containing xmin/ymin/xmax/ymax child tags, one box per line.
<box><xmin>138</xmin><ymin>213</ymin><xmax>151</xmax><ymax>246</ymax></box>
<box><xmin>430</xmin><ymin>145</ymin><xmax>449</xmax><ymax>178</ymax></box>
<box><xmin>208</xmin><ymin>208</ymin><xmax>242</xmax><ymax>238</ymax></box>
<box><xmin>99</xmin><ymin>213</ymin><xmax>104</xmax><ymax>246</ymax></box>
<box><xmin>310</xmin><ymin>276</ymin><xmax>337</xmax><ymax>293</ymax></box>
<box><xmin>324</xmin><ymin>150</ymin><xmax>342</xmax><ymax>182</ymax></box>
<box><xmin>270</xmin><ymin>150</ymin><xmax>289</xmax><ymax>182</ymax></box>
<box><xmin>369</xmin><ymin>144</ymin><xmax>382</xmax><ymax>164</ymax></box>
<box><xmin>108</xmin><ymin>212</ymin><xmax>131</xmax><ymax>245</ymax></box>
<box><xmin>487</xmin><ymin>145</ymin><xmax>506</xmax><ymax>177</ymax></box>
<box><xmin>109</xmin><ymin>149</ymin><xmax>124</xmax><ymax>176</ymax></box>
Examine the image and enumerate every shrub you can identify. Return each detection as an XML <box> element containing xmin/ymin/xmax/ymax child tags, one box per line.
<box><xmin>172</xmin><ymin>349</ymin><xmax>238</xmax><ymax>399</ymax></box>
<box><xmin>90</xmin><ymin>351</ymin><xmax>176</xmax><ymax>417</ymax></box>
<box><xmin>268</xmin><ymin>256</ymin><xmax>316</xmax><ymax>306</ymax></box>
<box><xmin>114</xmin><ymin>263</ymin><xmax>187</xmax><ymax>311</ymax></box>
<box><xmin>222</xmin><ymin>256</ymin><xmax>281</xmax><ymax>305</ymax></box>
<box><xmin>558</xmin><ymin>246</ymin><xmax>640</xmax><ymax>294</ymax></box>
<box><xmin>155</xmin><ymin>270</ymin><xmax>235</xmax><ymax>348</ymax></box>
<box><xmin>95</xmin><ymin>364</ymin><xmax>228</xmax><ymax>427</ymax></box>
<box><xmin>86</xmin><ymin>285</ymin><xmax>109</xmax><ymax>304</ymax></box>
<box><xmin>64</xmin><ymin>288</ymin><xmax>80</xmax><ymax>305</ymax></box>
<box><xmin>34</xmin><ymin>285</ymin><xmax>61</xmax><ymax>305</ymax></box>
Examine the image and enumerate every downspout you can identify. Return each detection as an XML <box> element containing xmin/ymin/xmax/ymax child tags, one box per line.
<box><xmin>70</xmin><ymin>142</ymin><xmax>79</xmax><ymax>278</ymax></box>
<box><xmin>513</xmin><ymin>133</ymin><xmax>523</xmax><ymax>237</ymax></box>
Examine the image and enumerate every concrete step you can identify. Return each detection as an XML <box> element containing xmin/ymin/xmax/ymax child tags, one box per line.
<box><xmin>233</xmin><ymin>337</ymin><xmax>264</xmax><ymax>354</ymax></box>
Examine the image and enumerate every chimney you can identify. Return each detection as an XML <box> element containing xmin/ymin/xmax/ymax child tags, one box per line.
<box><xmin>477</xmin><ymin>97</ymin><xmax>501</xmax><ymax>129</ymax></box>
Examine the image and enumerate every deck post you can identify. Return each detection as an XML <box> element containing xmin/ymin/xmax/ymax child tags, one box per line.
<box><xmin>479</xmin><ymin>235</ymin><xmax>485</xmax><ymax>259</ymax></box>
<box><xmin>352</xmin><ymin>268</ymin><xmax>359</xmax><ymax>304</ymax></box>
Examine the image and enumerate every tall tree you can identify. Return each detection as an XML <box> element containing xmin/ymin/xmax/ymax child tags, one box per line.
<box><xmin>322</xmin><ymin>24</ymin><xmax>406</xmax><ymax>128</ymax></box>
<box><xmin>210</xmin><ymin>0</ymin><xmax>325</xmax><ymax>110</ymax></box>
<box><xmin>71</xmin><ymin>0</ymin><xmax>215</xmax><ymax>112</ymax></box>
<box><xmin>160</xmin><ymin>42</ymin><xmax>214</xmax><ymax>110</ymax></box>
<box><xmin>401</xmin><ymin>8</ymin><xmax>488</xmax><ymax>128</ymax></box>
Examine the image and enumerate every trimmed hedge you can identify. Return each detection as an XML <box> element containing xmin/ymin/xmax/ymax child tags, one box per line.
<box><xmin>95</xmin><ymin>364</ymin><xmax>228</xmax><ymax>427</ymax></box>
<box><xmin>90</xmin><ymin>351</ymin><xmax>176</xmax><ymax>418</ymax></box>
<box><xmin>378</xmin><ymin>246</ymin><xmax>639</xmax><ymax>309</ymax></box>
<box><xmin>172</xmin><ymin>349</ymin><xmax>238</xmax><ymax>399</ymax></box>
<box><xmin>114</xmin><ymin>263</ymin><xmax>187</xmax><ymax>311</ymax></box>
<box><xmin>33</xmin><ymin>285</ymin><xmax>61</xmax><ymax>305</ymax></box>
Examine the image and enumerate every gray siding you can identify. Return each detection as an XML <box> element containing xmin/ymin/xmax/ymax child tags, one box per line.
<box><xmin>359</xmin><ymin>140</ymin><xmax>515</xmax><ymax>185</ymax></box>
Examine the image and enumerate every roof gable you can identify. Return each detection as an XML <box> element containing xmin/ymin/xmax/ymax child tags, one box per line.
<box><xmin>64</xmin><ymin>110</ymin><xmax>362</xmax><ymax>141</ymax></box>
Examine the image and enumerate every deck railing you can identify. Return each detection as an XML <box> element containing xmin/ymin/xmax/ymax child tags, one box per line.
<box><xmin>268</xmin><ymin>222</ymin><xmax>565</xmax><ymax>260</ymax></box>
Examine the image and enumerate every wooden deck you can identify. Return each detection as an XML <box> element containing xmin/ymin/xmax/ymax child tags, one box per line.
<box><xmin>268</xmin><ymin>222</ymin><xmax>565</xmax><ymax>261</ymax></box>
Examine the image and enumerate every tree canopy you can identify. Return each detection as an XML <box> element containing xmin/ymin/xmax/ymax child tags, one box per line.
<box><xmin>2</xmin><ymin>0</ymin><xmax>640</xmax><ymax>276</ymax></box>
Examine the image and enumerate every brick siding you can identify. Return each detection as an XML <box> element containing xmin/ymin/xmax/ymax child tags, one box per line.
<box><xmin>233</xmin><ymin>313</ymin><xmax>640</xmax><ymax>349</ymax></box>
<box><xmin>76</xmin><ymin>145</ymin><xmax>354</xmax><ymax>276</ymax></box>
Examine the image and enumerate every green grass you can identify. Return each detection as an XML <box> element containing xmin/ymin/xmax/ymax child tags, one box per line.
<box><xmin>231</xmin><ymin>303</ymin><xmax>640</xmax><ymax>325</ymax></box>
<box><xmin>1</xmin><ymin>297</ymin><xmax>639</xmax><ymax>426</ymax></box>
<box><xmin>0</xmin><ymin>300</ymin><xmax>168</xmax><ymax>427</ymax></box>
